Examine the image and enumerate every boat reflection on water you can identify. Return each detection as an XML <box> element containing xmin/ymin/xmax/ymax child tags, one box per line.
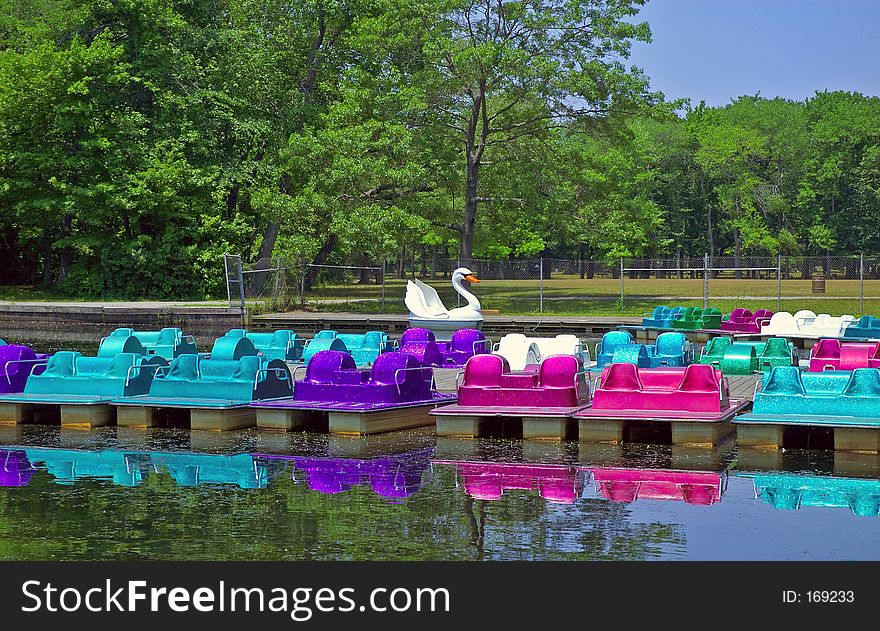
<box><xmin>1</xmin><ymin>449</ymin><xmax>35</xmax><ymax>487</ymax></box>
<box><xmin>436</xmin><ymin>461</ymin><xmax>585</xmax><ymax>504</ymax></box>
<box><xmin>2</xmin><ymin>447</ymin><xmax>271</xmax><ymax>489</ymax></box>
<box><xmin>587</xmin><ymin>467</ymin><xmax>727</xmax><ymax>505</ymax></box>
<box><xmin>253</xmin><ymin>448</ymin><xmax>433</xmax><ymax>501</ymax></box>
<box><xmin>744</xmin><ymin>472</ymin><xmax>880</xmax><ymax>517</ymax></box>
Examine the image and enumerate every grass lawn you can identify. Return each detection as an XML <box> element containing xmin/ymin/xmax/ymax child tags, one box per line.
<box><xmin>296</xmin><ymin>275</ymin><xmax>879</xmax><ymax>317</ymax></box>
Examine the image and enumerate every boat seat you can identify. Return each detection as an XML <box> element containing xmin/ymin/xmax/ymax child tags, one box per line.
<box><xmin>677</xmin><ymin>364</ymin><xmax>720</xmax><ymax>392</ymax></box>
<box><xmin>762</xmin><ymin>366</ymin><xmax>806</xmax><ymax>396</ymax></box>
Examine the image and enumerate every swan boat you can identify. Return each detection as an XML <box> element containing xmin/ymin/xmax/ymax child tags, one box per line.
<box><xmin>405</xmin><ymin>267</ymin><xmax>484</xmax><ymax>338</ymax></box>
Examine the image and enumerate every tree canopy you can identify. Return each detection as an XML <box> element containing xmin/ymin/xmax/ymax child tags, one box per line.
<box><xmin>1</xmin><ymin>0</ymin><xmax>879</xmax><ymax>298</ymax></box>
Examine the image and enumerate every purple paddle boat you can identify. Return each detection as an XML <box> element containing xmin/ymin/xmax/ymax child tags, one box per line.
<box><xmin>1</xmin><ymin>449</ymin><xmax>35</xmax><ymax>487</ymax></box>
<box><xmin>252</xmin><ymin>350</ymin><xmax>455</xmax><ymax>434</ymax></box>
<box><xmin>398</xmin><ymin>328</ymin><xmax>489</xmax><ymax>367</ymax></box>
<box><xmin>254</xmin><ymin>448</ymin><xmax>432</xmax><ymax>500</ymax></box>
<box><xmin>0</xmin><ymin>344</ymin><xmax>48</xmax><ymax>394</ymax></box>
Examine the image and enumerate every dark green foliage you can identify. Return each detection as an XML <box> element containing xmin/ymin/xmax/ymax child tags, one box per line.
<box><xmin>1</xmin><ymin>1</ymin><xmax>879</xmax><ymax>299</ymax></box>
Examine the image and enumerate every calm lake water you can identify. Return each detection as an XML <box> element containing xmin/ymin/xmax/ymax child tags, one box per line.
<box><xmin>1</xmin><ymin>425</ymin><xmax>878</xmax><ymax>561</ymax></box>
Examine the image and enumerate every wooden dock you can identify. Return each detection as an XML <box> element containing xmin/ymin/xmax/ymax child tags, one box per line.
<box><xmin>736</xmin><ymin>423</ymin><xmax>880</xmax><ymax>453</ymax></box>
<box><xmin>115</xmin><ymin>405</ymin><xmax>256</xmax><ymax>431</ymax></box>
<box><xmin>254</xmin><ymin>312</ymin><xmax>641</xmax><ymax>337</ymax></box>
<box><xmin>255</xmin><ymin>402</ymin><xmax>437</xmax><ymax>435</ymax></box>
<box><xmin>435</xmin><ymin>414</ymin><xmax>578</xmax><ymax>441</ymax></box>
<box><xmin>0</xmin><ymin>402</ymin><xmax>114</xmax><ymax>429</ymax></box>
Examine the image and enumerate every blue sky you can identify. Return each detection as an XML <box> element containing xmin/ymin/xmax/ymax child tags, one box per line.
<box><xmin>628</xmin><ymin>0</ymin><xmax>880</xmax><ymax>106</ymax></box>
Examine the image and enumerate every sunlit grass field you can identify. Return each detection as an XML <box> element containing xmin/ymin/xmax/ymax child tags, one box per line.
<box><xmin>299</xmin><ymin>275</ymin><xmax>880</xmax><ymax>317</ymax></box>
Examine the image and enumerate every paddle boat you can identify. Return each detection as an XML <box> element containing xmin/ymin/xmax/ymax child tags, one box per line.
<box><xmin>300</xmin><ymin>330</ymin><xmax>391</xmax><ymax>367</ymax></box>
<box><xmin>223</xmin><ymin>329</ymin><xmax>304</xmax><ymax>362</ymax></box>
<box><xmin>698</xmin><ymin>336</ymin><xmax>797</xmax><ymax>375</ymax></box>
<box><xmin>842</xmin><ymin>316</ymin><xmax>880</xmax><ymax>340</ymax></box>
<box><xmin>721</xmin><ymin>308</ymin><xmax>774</xmax><ymax>334</ymax></box>
<box><xmin>588</xmin><ymin>467</ymin><xmax>726</xmax><ymax>505</ymax></box>
<box><xmin>252</xmin><ymin>350</ymin><xmax>452</xmax><ymax>434</ymax></box>
<box><xmin>760</xmin><ymin>310</ymin><xmax>856</xmax><ymax>338</ymax></box>
<box><xmin>112</xmin><ymin>335</ymin><xmax>292</xmax><ymax>431</ymax></box>
<box><xmin>641</xmin><ymin>306</ymin><xmax>686</xmax><ymax>329</ymax></box>
<box><xmin>437</xmin><ymin>461</ymin><xmax>583</xmax><ymax>503</ymax></box>
<box><xmin>255</xmin><ymin>448</ymin><xmax>432</xmax><ymax>499</ymax></box>
<box><xmin>102</xmin><ymin>327</ymin><xmax>197</xmax><ymax>359</ymax></box>
<box><xmin>493</xmin><ymin>333</ymin><xmax>589</xmax><ymax>371</ymax></box>
<box><xmin>0</xmin><ymin>344</ymin><xmax>49</xmax><ymax>393</ymax></box>
<box><xmin>405</xmin><ymin>267</ymin><xmax>483</xmax><ymax>337</ymax></box>
<box><xmin>1</xmin><ymin>448</ymin><xmax>34</xmax><ymax>487</ymax></box>
<box><xmin>431</xmin><ymin>354</ymin><xmax>590</xmax><ymax>440</ymax></box>
<box><xmin>735</xmin><ymin>366</ymin><xmax>880</xmax><ymax>451</ymax></box>
<box><xmin>576</xmin><ymin>363</ymin><xmax>748</xmax><ymax>446</ymax></box>
<box><xmin>0</xmin><ymin>346</ymin><xmax>167</xmax><ymax>428</ymax></box>
<box><xmin>594</xmin><ymin>330</ymin><xmax>692</xmax><ymax>370</ymax></box>
<box><xmin>398</xmin><ymin>327</ymin><xmax>489</xmax><ymax>367</ymax></box>
<box><xmin>744</xmin><ymin>472</ymin><xmax>880</xmax><ymax>517</ymax></box>
<box><xmin>299</xmin><ymin>332</ymin><xmax>349</xmax><ymax>364</ymax></box>
<box><xmin>808</xmin><ymin>339</ymin><xmax>880</xmax><ymax>372</ymax></box>
<box><xmin>671</xmin><ymin>306</ymin><xmax>723</xmax><ymax>330</ymax></box>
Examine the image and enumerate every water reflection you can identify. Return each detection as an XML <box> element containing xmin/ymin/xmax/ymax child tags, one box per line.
<box><xmin>11</xmin><ymin>448</ymin><xmax>270</xmax><ymax>489</ymax></box>
<box><xmin>1</xmin><ymin>449</ymin><xmax>34</xmax><ymax>487</ymax></box>
<box><xmin>437</xmin><ymin>461</ymin><xmax>584</xmax><ymax>503</ymax></box>
<box><xmin>254</xmin><ymin>449</ymin><xmax>433</xmax><ymax>500</ymax></box>
<box><xmin>744</xmin><ymin>473</ymin><xmax>880</xmax><ymax>517</ymax></box>
<box><xmin>0</xmin><ymin>426</ymin><xmax>879</xmax><ymax>560</ymax></box>
<box><xmin>589</xmin><ymin>468</ymin><xmax>726</xmax><ymax>505</ymax></box>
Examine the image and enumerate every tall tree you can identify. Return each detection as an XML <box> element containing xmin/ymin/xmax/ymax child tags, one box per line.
<box><xmin>408</xmin><ymin>0</ymin><xmax>654</xmax><ymax>258</ymax></box>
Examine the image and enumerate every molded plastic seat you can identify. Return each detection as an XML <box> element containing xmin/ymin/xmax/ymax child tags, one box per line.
<box><xmin>292</xmin><ymin>350</ymin><xmax>433</xmax><ymax>405</ymax></box>
<box><xmin>106</xmin><ymin>327</ymin><xmax>196</xmax><ymax>359</ymax></box>
<box><xmin>223</xmin><ymin>329</ymin><xmax>303</xmax><ymax>362</ymax></box>
<box><xmin>147</xmin><ymin>353</ymin><xmax>291</xmax><ymax>403</ymax></box>
<box><xmin>598</xmin><ymin>331</ymin><xmax>690</xmax><ymax>369</ymax></box>
<box><xmin>457</xmin><ymin>353</ymin><xmax>588</xmax><ymax>408</ymax></box>
<box><xmin>593</xmin><ymin>363</ymin><xmax>728</xmax><ymax>413</ymax></box>
<box><xmin>303</xmin><ymin>330</ymin><xmax>390</xmax><ymax>367</ymax></box>
<box><xmin>399</xmin><ymin>327</ymin><xmax>487</xmax><ymax>367</ymax></box>
<box><xmin>495</xmin><ymin>333</ymin><xmax>588</xmax><ymax>371</ymax></box>
<box><xmin>0</xmin><ymin>344</ymin><xmax>45</xmax><ymax>394</ymax></box>
<box><xmin>809</xmin><ymin>339</ymin><xmax>880</xmax><ymax>372</ymax></box>
<box><xmin>843</xmin><ymin>315</ymin><xmax>880</xmax><ymax>339</ymax></box>
<box><xmin>23</xmin><ymin>352</ymin><xmax>166</xmax><ymax>399</ymax></box>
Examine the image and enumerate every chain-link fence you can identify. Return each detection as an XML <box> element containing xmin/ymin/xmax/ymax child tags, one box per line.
<box><xmin>225</xmin><ymin>253</ymin><xmax>880</xmax><ymax>316</ymax></box>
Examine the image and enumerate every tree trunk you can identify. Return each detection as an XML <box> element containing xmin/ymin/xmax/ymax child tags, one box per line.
<box><xmin>41</xmin><ymin>231</ymin><xmax>53</xmax><ymax>286</ymax></box>
<box><xmin>358</xmin><ymin>255</ymin><xmax>372</xmax><ymax>284</ymax></box>
<box><xmin>461</xmin><ymin>158</ymin><xmax>479</xmax><ymax>260</ymax></box>
<box><xmin>303</xmin><ymin>233</ymin><xmax>338</xmax><ymax>291</ymax></box>
<box><xmin>56</xmin><ymin>215</ymin><xmax>73</xmax><ymax>286</ymax></box>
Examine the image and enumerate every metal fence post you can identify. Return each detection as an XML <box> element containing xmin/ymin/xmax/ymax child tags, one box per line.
<box><xmin>273</xmin><ymin>257</ymin><xmax>281</xmax><ymax>307</ymax></box>
<box><xmin>703</xmin><ymin>253</ymin><xmax>708</xmax><ymax>309</ymax></box>
<box><xmin>619</xmin><ymin>257</ymin><xmax>625</xmax><ymax>312</ymax></box>
<box><xmin>777</xmin><ymin>254</ymin><xmax>782</xmax><ymax>312</ymax></box>
<box><xmin>299</xmin><ymin>263</ymin><xmax>306</xmax><ymax>308</ymax></box>
<box><xmin>457</xmin><ymin>257</ymin><xmax>461</xmax><ymax>309</ymax></box>
<box><xmin>539</xmin><ymin>257</ymin><xmax>544</xmax><ymax>314</ymax></box>
<box><xmin>860</xmin><ymin>253</ymin><xmax>865</xmax><ymax>315</ymax></box>
<box><xmin>381</xmin><ymin>259</ymin><xmax>386</xmax><ymax>309</ymax></box>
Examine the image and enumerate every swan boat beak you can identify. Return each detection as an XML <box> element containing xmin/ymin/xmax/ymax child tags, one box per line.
<box><xmin>464</xmin><ymin>274</ymin><xmax>480</xmax><ymax>283</ymax></box>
